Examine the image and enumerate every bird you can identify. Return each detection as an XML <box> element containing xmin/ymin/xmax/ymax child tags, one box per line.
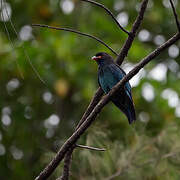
<box><xmin>91</xmin><ymin>52</ymin><xmax>136</xmax><ymax>124</ymax></box>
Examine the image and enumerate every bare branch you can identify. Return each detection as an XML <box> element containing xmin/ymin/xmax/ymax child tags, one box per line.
<box><xmin>59</xmin><ymin>147</ymin><xmax>75</xmax><ymax>180</ymax></box>
<box><xmin>116</xmin><ymin>0</ymin><xmax>149</xmax><ymax>65</ymax></box>
<box><xmin>35</xmin><ymin>32</ymin><xmax>180</xmax><ymax>180</ymax></box>
<box><xmin>169</xmin><ymin>0</ymin><xmax>180</xmax><ymax>32</ymax></box>
<box><xmin>76</xmin><ymin>144</ymin><xmax>106</xmax><ymax>151</ymax></box>
<box><xmin>76</xmin><ymin>87</ymin><xmax>104</xmax><ymax>129</ymax></box>
<box><xmin>80</xmin><ymin>0</ymin><xmax>129</xmax><ymax>35</ymax></box>
<box><xmin>31</xmin><ymin>24</ymin><xmax>118</xmax><ymax>56</ymax></box>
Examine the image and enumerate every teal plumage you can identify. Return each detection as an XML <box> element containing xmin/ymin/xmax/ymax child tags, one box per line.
<box><xmin>92</xmin><ymin>52</ymin><xmax>136</xmax><ymax>124</ymax></box>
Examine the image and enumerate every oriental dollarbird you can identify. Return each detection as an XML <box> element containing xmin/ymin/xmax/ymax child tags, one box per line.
<box><xmin>92</xmin><ymin>52</ymin><xmax>136</xmax><ymax>124</ymax></box>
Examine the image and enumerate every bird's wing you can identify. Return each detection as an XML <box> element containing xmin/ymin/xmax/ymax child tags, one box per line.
<box><xmin>111</xmin><ymin>91</ymin><xmax>136</xmax><ymax>124</ymax></box>
<box><xmin>108</xmin><ymin>63</ymin><xmax>133</xmax><ymax>101</ymax></box>
<box><xmin>108</xmin><ymin>63</ymin><xmax>136</xmax><ymax>123</ymax></box>
<box><xmin>98</xmin><ymin>63</ymin><xmax>136</xmax><ymax>123</ymax></box>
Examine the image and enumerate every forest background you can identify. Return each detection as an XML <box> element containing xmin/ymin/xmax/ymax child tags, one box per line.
<box><xmin>1</xmin><ymin>0</ymin><xmax>180</xmax><ymax>179</ymax></box>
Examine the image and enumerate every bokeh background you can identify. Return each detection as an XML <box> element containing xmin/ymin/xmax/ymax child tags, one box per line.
<box><xmin>1</xmin><ymin>0</ymin><xmax>180</xmax><ymax>179</ymax></box>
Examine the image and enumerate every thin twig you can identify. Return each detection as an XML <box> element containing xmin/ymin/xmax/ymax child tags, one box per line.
<box><xmin>116</xmin><ymin>0</ymin><xmax>149</xmax><ymax>65</ymax></box>
<box><xmin>80</xmin><ymin>0</ymin><xmax>130</xmax><ymax>35</ymax></box>
<box><xmin>76</xmin><ymin>144</ymin><xmax>106</xmax><ymax>151</ymax></box>
<box><xmin>105</xmin><ymin>169</ymin><xmax>124</xmax><ymax>180</ymax></box>
<box><xmin>35</xmin><ymin>32</ymin><xmax>180</xmax><ymax>180</ymax></box>
<box><xmin>162</xmin><ymin>152</ymin><xmax>177</xmax><ymax>159</ymax></box>
<box><xmin>169</xmin><ymin>0</ymin><xmax>180</xmax><ymax>32</ymax></box>
<box><xmin>0</xmin><ymin>0</ymin><xmax>24</xmax><ymax>79</ymax></box>
<box><xmin>1</xmin><ymin>0</ymin><xmax>46</xmax><ymax>84</ymax></box>
<box><xmin>31</xmin><ymin>24</ymin><xmax>118</xmax><ymax>56</ymax></box>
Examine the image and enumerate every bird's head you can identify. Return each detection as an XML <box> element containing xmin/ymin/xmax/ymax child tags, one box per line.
<box><xmin>91</xmin><ymin>52</ymin><xmax>113</xmax><ymax>65</ymax></box>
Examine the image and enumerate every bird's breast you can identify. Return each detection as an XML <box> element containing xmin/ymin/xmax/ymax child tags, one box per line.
<box><xmin>98</xmin><ymin>65</ymin><xmax>120</xmax><ymax>94</ymax></box>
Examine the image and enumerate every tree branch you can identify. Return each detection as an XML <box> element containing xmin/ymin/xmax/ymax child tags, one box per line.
<box><xmin>116</xmin><ymin>0</ymin><xmax>149</xmax><ymax>65</ymax></box>
<box><xmin>31</xmin><ymin>24</ymin><xmax>118</xmax><ymax>56</ymax></box>
<box><xmin>59</xmin><ymin>146</ymin><xmax>75</xmax><ymax>180</ymax></box>
<box><xmin>80</xmin><ymin>0</ymin><xmax>129</xmax><ymax>35</ymax></box>
<box><xmin>76</xmin><ymin>87</ymin><xmax>104</xmax><ymax>129</ymax></box>
<box><xmin>76</xmin><ymin>144</ymin><xmax>106</xmax><ymax>151</ymax></box>
<box><xmin>35</xmin><ymin>32</ymin><xmax>180</xmax><ymax>180</ymax></box>
<box><xmin>169</xmin><ymin>0</ymin><xmax>180</xmax><ymax>32</ymax></box>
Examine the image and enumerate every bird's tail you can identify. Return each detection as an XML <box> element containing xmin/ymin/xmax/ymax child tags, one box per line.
<box><xmin>111</xmin><ymin>95</ymin><xmax>136</xmax><ymax>124</ymax></box>
<box><xmin>126</xmin><ymin>102</ymin><xmax>136</xmax><ymax>124</ymax></box>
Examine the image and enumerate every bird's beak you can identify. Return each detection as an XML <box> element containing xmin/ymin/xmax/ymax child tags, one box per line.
<box><xmin>91</xmin><ymin>56</ymin><xmax>97</xmax><ymax>60</ymax></box>
<box><xmin>91</xmin><ymin>56</ymin><xmax>101</xmax><ymax>61</ymax></box>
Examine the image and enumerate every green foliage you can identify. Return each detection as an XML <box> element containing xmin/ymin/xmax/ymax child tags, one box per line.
<box><xmin>0</xmin><ymin>0</ymin><xmax>180</xmax><ymax>179</ymax></box>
